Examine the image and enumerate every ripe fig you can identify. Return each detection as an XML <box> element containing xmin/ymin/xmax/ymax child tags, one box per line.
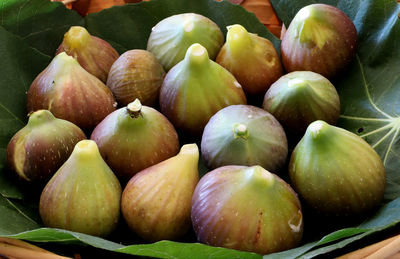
<box><xmin>147</xmin><ymin>13</ymin><xmax>224</xmax><ymax>71</ymax></box>
<box><xmin>26</xmin><ymin>52</ymin><xmax>117</xmax><ymax>130</ymax></box>
<box><xmin>192</xmin><ymin>165</ymin><xmax>303</xmax><ymax>254</ymax></box>
<box><xmin>160</xmin><ymin>43</ymin><xmax>247</xmax><ymax>136</ymax></box>
<box><xmin>216</xmin><ymin>24</ymin><xmax>283</xmax><ymax>96</ymax></box>
<box><xmin>121</xmin><ymin>144</ymin><xmax>199</xmax><ymax>242</ymax></box>
<box><xmin>56</xmin><ymin>26</ymin><xmax>119</xmax><ymax>82</ymax></box>
<box><xmin>91</xmin><ymin>99</ymin><xmax>179</xmax><ymax>181</ymax></box>
<box><xmin>106</xmin><ymin>50</ymin><xmax>165</xmax><ymax>107</ymax></box>
<box><xmin>201</xmin><ymin>105</ymin><xmax>287</xmax><ymax>173</ymax></box>
<box><xmin>281</xmin><ymin>4</ymin><xmax>358</xmax><ymax>78</ymax></box>
<box><xmin>39</xmin><ymin>140</ymin><xmax>122</xmax><ymax>237</ymax></box>
<box><xmin>263</xmin><ymin>71</ymin><xmax>340</xmax><ymax>136</ymax></box>
<box><xmin>6</xmin><ymin>110</ymin><xmax>86</xmax><ymax>183</ymax></box>
<box><xmin>289</xmin><ymin>121</ymin><xmax>386</xmax><ymax>216</ymax></box>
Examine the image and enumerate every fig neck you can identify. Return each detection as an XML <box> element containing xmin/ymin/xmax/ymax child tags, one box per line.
<box><xmin>64</xmin><ymin>26</ymin><xmax>91</xmax><ymax>51</ymax></box>
<box><xmin>27</xmin><ymin>110</ymin><xmax>56</xmax><ymax>128</ymax></box>
<box><xmin>226</xmin><ymin>24</ymin><xmax>252</xmax><ymax>56</ymax></box>
<box><xmin>233</xmin><ymin>123</ymin><xmax>249</xmax><ymax>140</ymax></box>
<box><xmin>302</xmin><ymin>120</ymin><xmax>335</xmax><ymax>148</ymax></box>
<box><xmin>71</xmin><ymin>140</ymin><xmax>103</xmax><ymax>162</ymax></box>
<box><xmin>126</xmin><ymin>99</ymin><xmax>143</xmax><ymax>118</ymax></box>
<box><xmin>184</xmin><ymin>43</ymin><xmax>210</xmax><ymax>70</ymax></box>
<box><xmin>245</xmin><ymin>166</ymin><xmax>275</xmax><ymax>189</ymax></box>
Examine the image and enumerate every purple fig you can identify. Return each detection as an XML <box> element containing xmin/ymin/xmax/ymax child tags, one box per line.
<box><xmin>201</xmin><ymin>105</ymin><xmax>287</xmax><ymax>173</ymax></box>
<box><xmin>106</xmin><ymin>50</ymin><xmax>166</xmax><ymax>107</ymax></box>
<box><xmin>289</xmin><ymin>121</ymin><xmax>386</xmax><ymax>216</ymax></box>
<box><xmin>281</xmin><ymin>4</ymin><xmax>358</xmax><ymax>78</ymax></box>
<box><xmin>263</xmin><ymin>71</ymin><xmax>340</xmax><ymax>136</ymax></box>
<box><xmin>216</xmin><ymin>24</ymin><xmax>283</xmax><ymax>96</ymax></box>
<box><xmin>6</xmin><ymin>110</ymin><xmax>86</xmax><ymax>183</ymax></box>
<box><xmin>121</xmin><ymin>144</ymin><xmax>199</xmax><ymax>241</ymax></box>
<box><xmin>147</xmin><ymin>13</ymin><xmax>224</xmax><ymax>71</ymax></box>
<box><xmin>39</xmin><ymin>140</ymin><xmax>121</xmax><ymax>237</ymax></box>
<box><xmin>160</xmin><ymin>43</ymin><xmax>247</xmax><ymax>136</ymax></box>
<box><xmin>26</xmin><ymin>52</ymin><xmax>117</xmax><ymax>130</ymax></box>
<box><xmin>56</xmin><ymin>26</ymin><xmax>119</xmax><ymax>82</ymax></box>
<box><xmin>192</xmin><ymin>165</ymin><xmax>303</xmax><ymax>254</ymax></box>
<box><xmin>91</xmin><ymin>99</ymin><xmax>179</xmax><ymax>181</ymax></box>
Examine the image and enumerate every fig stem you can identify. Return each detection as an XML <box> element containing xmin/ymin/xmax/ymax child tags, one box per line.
<box><xmin>126</xmin><ymin>99</ymin><xmax>143</xmax><ymax>118</ymax></box>
<box><xmin>233</xmin><ymin>123</ymin><xmax>249</xmax><ymax>140</ymax></box>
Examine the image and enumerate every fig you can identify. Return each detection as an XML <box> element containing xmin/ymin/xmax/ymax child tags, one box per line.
<box><xmin>6</xmin><ymin>110</ymin><xmax>86</xmax><ymax>183</ymax></box>
<box><xmin>106</xmin><ymin>50</ymin><xmax>165</xmax><ymax>107</ymax></box>
<box><xmin>91</xmin><ymin>99</ymin><xmax>179</xmax><ymax>181</ymax></box>
<box><xmin>56</xmin><ymin>26</ymin><xmax>119</xmax><ymax>82</ymax></box>
<box><xmin>160</xmin><ymin>43</ymin><xmax>247</xmax><ymax>136</ymax></box>
<box><xmin>201</xmin><ymin>105</ymin><xmax>287</xmax><ymax>173</ymax></box>
<box><xmin>121</xmin><ymin>144</ymin><xmax>199</xmax><ymax>241</ymax></box>
<box><xmin>216</xmin><ymin>24</ymin><xmax>283</xmax><ymax>96</ymax></box>
<box><xmin>26</xmin><ymin>52</ymin><xmax>117</xmax><ymax>130</ymax></box>
<box><xmin>281</xmin><ymin>4</ymin><xmax>358</xmax><ymax>78</ymax></box>
<box><xmin>263</xmin><ymin>71</ymin><xmax>340</xmax><ymax>136</ymax></box>
<box><xmin>192</xmin><ymin>165</ymin><xmax>303</xmax><ymax>254</ymax></box>
<box><xmin>147</xmin><ymin>13</ymin><xmax>224</xmax><ymax>71</ymax></box>
<box><xmin>39</xmin><ymin>140</ymin><xmax>121</xmax><ymax>237</ymax></box>
<box><xmin>289</xmin><ymin>120</ymin><xmax>386</xmax><ymax>216</ymax></box>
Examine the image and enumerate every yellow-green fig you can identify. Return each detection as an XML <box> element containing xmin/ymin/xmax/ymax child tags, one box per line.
<box><xmin>121</xmin><ymin>144</ymin><xmax>199</xmax><ymax>241</ymax></box>
<box><xmin>39</xmin><ymin>140</ymin><xmax>121</xmax><ymax>237</ymax></box>
<box><xmin>216</xmin><ymin>24</ymin><xmax>283</xmax><ymax>96</ymax></box>
<box><xmin>289</xmin><ymin>121</ymin><xmax>386</xmax><ymax>216</ymax></box>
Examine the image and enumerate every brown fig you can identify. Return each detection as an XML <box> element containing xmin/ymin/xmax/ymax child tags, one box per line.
<box><xmin>27</xmin><ymin>52</ymin><xmax>117</xmax><ymax>130</ymax></box>
<box><xmin>56</xmin><ymin>26</ymin><xmax>119</xmax><ymax>82</ymax></box>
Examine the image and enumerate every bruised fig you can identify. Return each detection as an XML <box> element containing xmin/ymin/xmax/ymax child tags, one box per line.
<box><xmin>192</xmin><ymin>165</ymin><xmax>303</xmax><ymax>254</ymax></box>
<box><xmin>121</xmin><ymin>144</ymin><xmax>199</xmax><ymax>241</ymax></box>
<box><xmin>27</xmin><ymin>52</ymin><xmax>116</xmax><ymax>130</ymax></box>
<box><xmin>281</xmin><ymin>4</ymin><xmax>357</xmax><ymax>78</ymax></box>
<box><xmin>56</xmin><ymin>26</ymin><xmax>119</xmax><ymax>82</ymax></box>
<box><xmin>289</xmin><ymin>121</ymin><xmax>386</xmax><ymax>216</ymax></box>
<box><xmin>91</xmin><ymin>99</ymin><xmax>179</xmax><ymax>181</ymax></box>
<box><xmin>201</xmin><ymin>105</ymin><xmax>287</xmax><ymax>173</ymax></box>
<box><xmin>147</xmin><ymin>13</ymin><xmax>224</xmax><ymax>71</ymax></box>
<box><xmin>216</xmin><ymin>24</ymin><xmax>283</xmax><ymax>96</ymax></box>
<box><xmin>106</xmin><ymin>50</ymin><xmax>165</xmax><ymax>107</ymax></box>
<box><xmin>263</xmin><ymin>71</ymin><xmax>340</xmax><ymax>136</ymax></box>
<box><xmin>6</xmin><ymin>110</ymin><xmax>86</xmax><ymax>183</ymax></box>
<box><xmin>39</xmin><ymin>140</ymin><xmax>121</xmax><ymax>237</ymax></box>
<box><xmin>160</xmin><ymin>43</ymin><xmax>247</xmax><ymax>136</ymax></box>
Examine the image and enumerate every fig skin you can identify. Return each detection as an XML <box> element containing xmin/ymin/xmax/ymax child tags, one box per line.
<box><xmin>121</xmin><ymin>144</ymin><xmax>199</xmax><ymax>242</ymax></box>
<box><xmin>289</xmin><ymin>120</ymin><xmax>386</xmax><ymax>217</ymax></box>
<box><xmin>26</xmin><ymin>52</ymin><xmax>117</xmax><ymax>131</ymax></box>
<box><xmin>281</xmin><ymin>4</ymin><xmax>358</xmax><ymax>79</ymax></box>
<box><xmin>91</xmin><ymin>99</ymin><xmax>179</xmax><ymax>181</ymax></box>
<box><xmin>160</xmin><ymin>43</ymin><xmax>247</xmax><ymax>136</ymax></box>
<box><xmin>263</xmin><ymin>71</ymin><xmax>340</xmax><ymax>136</ymax></box>
<box><xmin>6</xmin><ymin>110</ymin><xmax>86</xmax><ymax>183</ymax></box>
<box><xmin>39</xmin><ymin>140</ymin><xmax>122</xmax><ymax>237</ymax></box>
<box><xmin>201</xmin><ymin>105</ymin><xmax>287</xmax><ymax>173</ymax></box>
<box><xmin>56</xmin><ymin>26</ymin><xmax>119</xmax><ymax>82</ymax></box>
<box><xmin>216</xmin><ymin>24</ymin><xmax>283</xmax><ymax>96</ymax></box>
<box><xmin>106</xmin><ymin>50</ymin><xmax>166</xmax><ymax>107</ymax></box>
<box><xmin>192</xmin><ymin>165</ymin><xmax>303</xmax><ymax>254</ymax></box>
<box><xmin>147</xmin><ymin>13</ymin><xmax>224</xmax><ymax>71</ymax></box>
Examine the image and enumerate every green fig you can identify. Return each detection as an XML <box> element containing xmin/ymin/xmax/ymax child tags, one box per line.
<box><xmin>201</xmin><ymin>105</ymin><xmax>287</xmax><ymax>173</ymax></box>
<box><xmin>27</xmin><ymin>52</ymin><xmax>117</xmax><ymax>130</ymax></box>
<box><xmin>160</xmin><ymin>43</ymin><xmax>247</xmax><ymax>136</ymax></box>
<box><xmin>192</xmin><ymin>165</ymin><xmax>303</xmax><ymax>254</ymax></box>
<box><xmin>281</xmin><ymin>4</ymin><xmax>358</xmax><ymax>78</ymax></box>
<box><xmin>56</xmin><ymin>26</ymin><xmax>119</xmax><ymax>82</ymax></box>
<box><xmin>91</xmin><ymin>99</ymin><xmax>180</xmax><ymax>181</ymax></box>
<box><xmin>106</xmin><ymin>50</ymin><xmax>166</xmax><ymax>107</ymax></box>
<box><xmin>6</xmin><ymin>110</ymin><xmax>86</xmax><ymax>183</ymax></box>
<box><xmin>39</xmin><ymin>140</ymin><xmax>122</xmax><ymax>237</ymax></box>
<box><xmin>216</xmin><ymin>24</ymin><xmax>283</xmax><ymax>96</ymax></box>
<box><xmin>289</xmin><ymin>121</ymin><xmax>386</xmax><ymax>216</ymax></box>
<box><xmin>121</xmin><ymin>144</ymin><xmax>199</xmax><ymax>241</ymax></box>
<box><xmin>263</xmin><ymin>71</ymin><xmax>340</xmax><ymax>136</ymax></box>
<box><xmin>147</xmin><ymin>13</ymin><xmax>224</xmax><ymax>71</ymax></box>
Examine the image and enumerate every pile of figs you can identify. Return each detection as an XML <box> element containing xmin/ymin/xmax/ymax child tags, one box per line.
<box><xmin>6</xmin><ymin>4</ymin><xmax>387</xmax><ymax>256</ymax></box>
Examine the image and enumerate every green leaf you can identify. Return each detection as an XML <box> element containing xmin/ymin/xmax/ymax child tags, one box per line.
<box><xmin>0</xmin><ymin>0</ymin><xmax>83</xmax><ymax>55</ymax></box>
